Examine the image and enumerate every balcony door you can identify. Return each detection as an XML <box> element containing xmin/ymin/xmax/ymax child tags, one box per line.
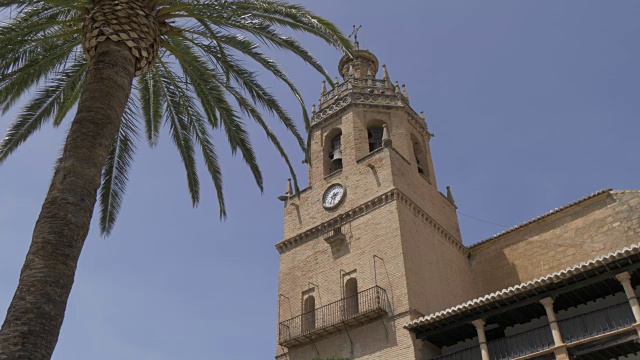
<box><xmin>302</xmin><ymin>295</ymin><xmax>316</xmax><ymax>333</ymax></box>
<box><xmin>344</xmin><ymin>278</ymin><xmax>359</xmax><ymax>319</ymax></box>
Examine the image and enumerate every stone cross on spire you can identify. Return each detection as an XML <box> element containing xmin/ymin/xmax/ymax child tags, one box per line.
<box><xmin>349</xmin><ymin>24</ymin><xmax>362</xmax><ymax>49</ymax></box>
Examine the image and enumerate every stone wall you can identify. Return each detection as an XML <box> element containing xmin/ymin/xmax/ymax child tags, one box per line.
<box><xmin>470</xmin><ymin>190</ymin><xmax>640</xmax><ymax>296</ymax></box>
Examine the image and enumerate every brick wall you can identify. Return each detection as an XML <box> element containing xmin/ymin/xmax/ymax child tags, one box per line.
<box><xmin>282</xmin><ymin>314</ymin><xmax>419</xmax><ymax>359</ymax></box>
<box><xmin>277</xmin><ymin>103</ymin><xmax>461</xmax><ymax>359</ymax></box>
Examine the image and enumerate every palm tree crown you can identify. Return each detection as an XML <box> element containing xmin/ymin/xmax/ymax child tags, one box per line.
<box><xmin>0</xmin><ymin>0</ymin><xmax>351</xmax><ymax>235</ymax></box>
<box><xmin>0</xmin><ymin>1</ymin><xmax>350</xmax><ymax>358</ymax></box>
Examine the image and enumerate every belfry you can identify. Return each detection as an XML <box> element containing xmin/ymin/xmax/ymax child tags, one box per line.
<box><xmin>274</xmin><ymin>39</ymin><xmax>640</xmax><ymax>360</ymax></box>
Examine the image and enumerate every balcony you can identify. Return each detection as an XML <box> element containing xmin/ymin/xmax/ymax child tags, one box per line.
<box><xmin>432</xmin><ymin>346</ymin><xmax>482</xmax><ymax>360</ymax></box>
<box><xmin>278</xmin><ymin>286</ymin><xmax>391</xmax><ymax>347</ymax></box>
<box><xmin>487</xmin><ymin>325</ymin><xmax>555</xmax><ymax>360</ymax></box>
<box><xmin>559</xmin><ymin>301</ymin><xmax>636</xmax><ymax>344</ymax></box>
<box><xmin>432</xmin><ymin>302</ymin><xmax>637</xmax><ymax>360</ymax></box>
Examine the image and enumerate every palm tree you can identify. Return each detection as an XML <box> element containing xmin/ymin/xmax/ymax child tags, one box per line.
<box><xmin>0</xmin><ymin>0</ymin><xmax>350</xmax><ymax>358</ymax></box>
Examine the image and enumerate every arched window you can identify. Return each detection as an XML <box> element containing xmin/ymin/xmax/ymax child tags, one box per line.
<box><xmin>302</xmin><ymin>295</ymin><xmax>316</xmax><ymax>333</ymax></box>
<box><xmin>368</xmin><ymin>126</ymin><xmax>384</xmax><ymax>152</ymax></box>
<box><xmin>344</xmin><ymin>278</ymin><xmax>359</xmax><ymax>318</ymax></box>
<box><xmin>328</xmin><ymin>133</ymin><xmax>342</xmax><ymax>173</ymax></box>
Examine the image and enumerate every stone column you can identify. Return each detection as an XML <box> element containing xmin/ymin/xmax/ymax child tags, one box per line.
<box><xmin>540</xmin><ymin>297</ymin><xmax>570</xmax><ymax>360</ymax></box>
<box><xmin>615</xmin><ymin>271</ymin><xmax>640</xmax><ymax>337</ymax></box>
<box><xmin>615</xmin><ymin>272</ymin><xmax>640</xmax><ymax>322</ymax></box>
<box><xmin>472</xmin><ymin>319</ymin><xmax>490</xmax><ymax>360</ymax></box>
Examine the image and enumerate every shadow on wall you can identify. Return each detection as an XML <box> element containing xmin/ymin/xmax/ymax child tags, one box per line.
<box><xmin>468</xmin><ymin>194</ymin><xmax>614</xmax><ymax>296</ymax></box>
<box><xmin>331</xmin><ymin>223</ymin><xmax>353</xmax><ymax>260</ymax></box>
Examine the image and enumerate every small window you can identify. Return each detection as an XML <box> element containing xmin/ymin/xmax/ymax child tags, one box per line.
<box><xmin>344</xmin><ymin>278</ymin><xmax>359</xmax><ymax>318</ymax></box>
<box><xmin>329</xmin><ymin>134</ymin><xmax>342</xmax><ymax>173</ymax></box>
<box><xmin>412</xmin><ymin>136</ymin><xmax>429</xmax><ymax>178</ymax></box>
<box><xmin>368</xmin><ymin>127</ymin><xmax>384</xmax><ymax>152</ymax></box>
<box><xmin>302</xmin><ymin>295</ymin><xmax>316</xmax><ymax>333</ymax></box>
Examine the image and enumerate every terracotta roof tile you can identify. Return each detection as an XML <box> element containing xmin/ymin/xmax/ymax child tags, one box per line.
<box><xmin>404</xmin><ymin>240</ymin><xmax>640</xmax><ymax>329</ymax></box>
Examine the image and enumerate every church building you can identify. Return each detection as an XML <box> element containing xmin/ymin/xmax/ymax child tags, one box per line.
<box><xmin>273</xmin><ymin>42</ymin><xmax>640</xmax><ymax>360</ymax></box>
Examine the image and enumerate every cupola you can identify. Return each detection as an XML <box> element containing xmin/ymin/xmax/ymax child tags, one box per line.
<box><xmin>338</xmin><ymin>47</ymin><xmax>379</xmax><ymax>81</ymax></box>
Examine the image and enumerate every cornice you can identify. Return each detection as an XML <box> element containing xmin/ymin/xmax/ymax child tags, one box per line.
<box><xmin>275</xmin><ymin>188</ymin><xmax>467</xmax><ymax>256</ymax></box>
<box><xmin>310</xmin><ymin>92</ymin><xmax>431</xmax><ymax>138</ymax></box>
<box><xmin>276</xmin><ymin>189</ymin><xmax>397</xmax><ymax>254</ymax></box>
<box><xmin>395</xmin><ymin>191</ymin><xmax>466</xmax><ymax>254</ymax></box>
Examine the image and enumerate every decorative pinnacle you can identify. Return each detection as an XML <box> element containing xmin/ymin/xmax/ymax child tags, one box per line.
<box><xmin>367</xmin><ymin>68</ymin><xmax>373</xmax><ymax>79</ymax></box>
<box><xmin>348</xmin><ymin>64</ymin><xmax>355</xmax><ymax>77</ymax></box>
<box><xmin>382</xmin><ymin>124</ymin><xmax>392</xmax><ymax>148</ymax></box>
<box><xmin>446</xmin><ymin>186</ymin><xmax>456</xmax><ymax>206</ymax></box>
<box><xmin>382</xmin><ymin>64</ymin><xmax>390</xmax><ymax>80</ymax></box>
<box><xmin>334</xmin><ymin>77</ymin><xmax>339</xmax><ymax>85</ymax></box>
<box><xmin>402</xmin><ymin>84</ymin><xmax>409</xmax><ymax>102</ymax></box>
<box><xmin>277</xmin><ymin>178</ymin><xmax>294</xmax><ymax>201</ymax></box>
<box><xmin>312</xmin><ymin>104</ymin><xmax>316</xmax><ymax>114</ymax></box>
<box><xmin>286</xmin><ymin>178</ymin><xmax>293</xmax><ymax>196</ymax></box>
<box><xmin>394</xmin><ymin>81</ymin><xmax>400</xmax><ymax>94</ymax></box>
<box><xmin>321</xmin><ymin>80</ymin><xmax>327</xmax><ymax>94</ymax></box>
<box><xmin>420</xmin><ymin>111</ymin><xmax>426</xmax><ymax>121</ymax></box>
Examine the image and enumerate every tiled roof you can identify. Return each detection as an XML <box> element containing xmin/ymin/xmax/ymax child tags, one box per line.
<box><xmin>467</xmin><ymin>189</ymin><xmax>612</xmax><ymax>249</ymax></box>
<box><xmin>404</xmin><ymin>241</ymin><xmax>640</xmax><ymax>329</ymax></box>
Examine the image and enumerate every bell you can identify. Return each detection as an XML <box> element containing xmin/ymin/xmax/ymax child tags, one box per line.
<box><xmin>332</xmin><ymin>147</ymin><xmax>343</xmax><ymax>161</ymax></box>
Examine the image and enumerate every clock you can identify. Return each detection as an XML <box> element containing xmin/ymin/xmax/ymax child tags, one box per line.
<box><xmin>322</xmin><ymin>183</ymin><xmax>346</xmax><ymax>210</ymax></box>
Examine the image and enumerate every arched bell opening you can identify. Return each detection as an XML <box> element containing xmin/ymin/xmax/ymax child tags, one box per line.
<box><xmin>411</xmin><ymin>133</ymin><xmax>430</xmax><ymax>180</ymax></box>
<box><xmin>368</xmin><ymin>126</ymin><xmax>384</xmax><ymax>152</ymax></box>
<box><xmin>324</xmin><ymin>128</ymin><xmax>343</xmax><ymax>176</ymax></box>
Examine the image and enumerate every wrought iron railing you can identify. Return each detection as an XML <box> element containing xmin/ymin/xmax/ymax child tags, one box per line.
<box><xmin>278</xmin><ymin>286</ymin><xmax>391</xmax><ymax>345</ymax></box>
<box><xmin>432</xmin><ymin>345</ymin><xmax>482</xmax><ymax>360</ymax></box>
<box><xmin>558</xmin><ymin>301</ymin><xmax>636</xmax><ymax>344</ymax></box>
<box><xmin>487</xmin><ymin>325</ymin><xmax>555</xmax><ymax>360</ymax></box>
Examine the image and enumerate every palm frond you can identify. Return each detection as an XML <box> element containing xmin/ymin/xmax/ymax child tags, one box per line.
<box><xmin>52</xmin><ymin>63</ymin><xmax>86</xmax><ymax>126</ymax></box>
<box><xmin>183</xmin><ymin>8</ymin><xmax>333</xmax><ymax>83</ymax></box>
<box><xmin>154</xmin><ymin>59</ymin><xmax>201</xmax><ymax>206</ymax></box>
<box><xmin>0</xmin><ymin>34</ymin><xmax>81</xmax><ymax>113</ymax></box>
<box><xmin>0</xmin><ymin>4</ymin><xmax>81</xmax><ymax>72</ymax></box>
<box><xmin>99</xmin><ymin>97</ymin><xmax>140</xmax><ymax>236</ymax></box>
<box><xmin>168</xmin><ymin>34</ymin><xmax>302</xmax><ymax>194</ymax></box>
<box><xmin>219</xmin><ymin>0</ymin><xmax>352</xmax><ymax>51</ymax></box>
<box><xmin>181</xmin><ymin>27</ymin><xmax>310</xmax><ymax>140</ymax></box>
<box><xmin>137</xmin><ymin>67</ymin><xmax>165</xmax><ymax>146</ymax></box>
<box><xmin>221</xmin><ymin>80</ymin><xmax>300</xmax><ymax>195</ymax></box>
<box><xmin>165</xmin><ymin>36</ymin><xmax>264</xmax><ymax>192</ymax></box>
<box><xmin>0</xmin><ymin>58</ymin><xmax>87</xmax><ymax>165</ymax></box>
<box><xmin>192</xmin><ymin>117</ymin><xmax>226</xmax><ymax>218</ymax></box>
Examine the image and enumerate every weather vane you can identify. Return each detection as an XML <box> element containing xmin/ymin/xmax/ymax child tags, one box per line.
<box><xmin>349</xmin><ymin>25</ymin><xmax>362</xmax><ymax>48</ymax></box>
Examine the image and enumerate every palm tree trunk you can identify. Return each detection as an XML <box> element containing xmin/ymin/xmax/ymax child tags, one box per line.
<box><xmin>0</xmin><ymin>40</ymin><xmax>135</xmax><ymax>360</ymax></box>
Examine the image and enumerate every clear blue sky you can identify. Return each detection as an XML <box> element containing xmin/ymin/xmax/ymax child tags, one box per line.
<box><xmin>1</xmin><ymin>1</ymin><xmax>639</xmax><ymax>359</ymax></box>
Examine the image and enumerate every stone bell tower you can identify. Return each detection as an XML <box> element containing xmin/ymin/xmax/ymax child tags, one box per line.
<box><xmin>274</xmin><ymin>42</ymin><xmax>476</xmax><ymax>360</ymax></box>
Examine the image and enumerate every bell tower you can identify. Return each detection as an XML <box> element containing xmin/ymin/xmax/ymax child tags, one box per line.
<box><xmin>275</xmin><ymin>43</ymin><xmax>476</xmax><ymax>360</ymax></box>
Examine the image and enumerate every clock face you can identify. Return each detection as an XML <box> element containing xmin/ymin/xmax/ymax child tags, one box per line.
<box><xmin>323</xmin><ymin>183</ymin><xmax>346</xmax><ymax>209</ymax></box>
